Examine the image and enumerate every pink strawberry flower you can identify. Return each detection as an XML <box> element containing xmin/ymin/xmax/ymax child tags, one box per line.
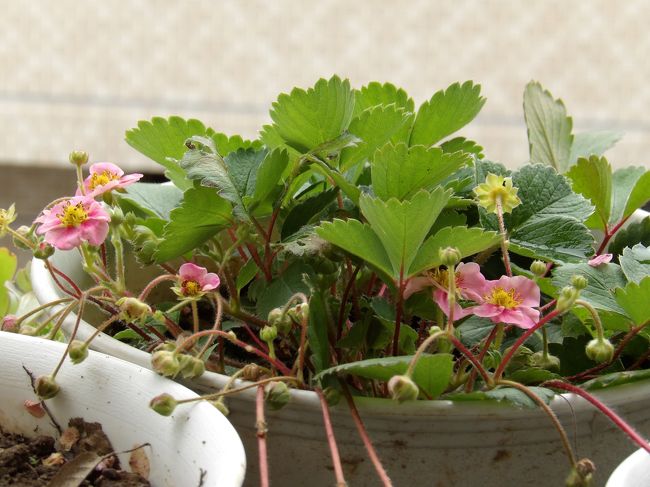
<box><xmin>469</xmin><ymin>275</ymin><xmax>541</xmax><ymax>329</ymax></box>
<box><xmin>78</xmin><ymin>162</ymin><xmax>143</xmax><ymax>197</ymax></box>
<box><xmin>588</xmin><ymin>254</ymin><xmax>613</xmax><ymax>267</ymax></box>
<box><xmin>35</xmin><ymin>196</ymin><xmax>110</xmax><ymax>250</ymax></box>
<box><xmin>175</xmin><ymin>263</ymin><xmax>220</xmax><ymax>298</ymax></box>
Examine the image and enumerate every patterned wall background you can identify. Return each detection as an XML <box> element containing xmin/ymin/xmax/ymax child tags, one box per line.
<box><xmin>1</xmin><ymin>0</ymin><xmax>649</xmax><ymax>173</ymax></box>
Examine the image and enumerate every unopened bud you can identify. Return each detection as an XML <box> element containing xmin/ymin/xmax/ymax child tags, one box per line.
<box><xmin>69</xmin><ymin>150</ymin><xmax>89</xmax><ymax>166</ymax></box>
<box><xmin>585</xmin><ymin>338</ymin><xmax>614</xmax><ymax>363</ymax></box>
<box><xmin>12</xmin><ymin>226</ymin><xmax>33</xmax><ymax>250</ymax></box>
<box><xmin>109</xmin><ymin>206</ymin><xmax>125</xmax><ymax>226</ymax></box>
<box><xmin>210</xmin><ymin>399</ymin><xmax>230</xmax><ymax>416</ymax></box>
<box><xmin>267</xmin><ymin>307</ymin><xmax>292</xmax><ymax>334</ymax></box>
<box><xmin>68</xmin><ymin>340</ymin><xmax>88</xmax><ymax>364</ymax></box>
<box><xmin>33</xmin><ymin>242</ymin><xmax>55</xmax><ymax>260</ymax></box>
<box><xmin>439</xmin><ymin>247</ymin><xmax>461</xmax><ymax>267</ymax></box>
<box><xmin>151</xmin><ymin>350</ymin><xmax>181</xmax><ymax>377</ymax></box>
<box><xmin>531</xmin><ymin>351</ymin><xmax>561</xmax><ymax>372</ymax></box>
<box><xmin>387</xmin><ymin>375</ymin><xmax>419</xmax><ymax>403</ymax></box>
<box><xmin>35</xmin><ymin>375</ymin><xmax>60</xmax><ymax>399</ymax></box>
<box><xmin>265</xmin><ymin>381</ymin><xmax>291</xmax><ymax>410</ymax></box>
<box><xmin>428</xmin><ymin>325</ymin><xmax>443</xmax><ymax>336</ymax></box>
<box><xmin>180</xmin><ymin>356</ymin><xmax>205</xmax><ymax>379</ymax></box>
<box><xmin>565</xmin><ymin>458</ymin><xmax>595</xmax><ymax>486</ymax></box>
<box><xmin>504</xmin><ymin>345</ymin><xmax>534</xmax><ymax>373</ymax></box>
<box><xmin>117</xmin><ymin>297</ymin><xmax>152</xmax><ymax>321</ymax></box>
<box><xmin>260</xmin><ymin>325</ymin><xmax>278</xmax><ymax>343</ymax></box>
<box><xmin>556</xmin><ymin>286</ymin><xmax>579</xmax><ymax>312</ymax></box>
<box><xmin>149</xmin><ymin>393</ymin><xmax>177</xmax><ymax>416</ymax></box>
<box><xmin>1</xmin><ymin>315</ymin><xmax>18</xmax><ymax>332</ymax></box>
<box><xmin>241</xmin><ymin>363</ymin><xmax>265</xmax><ymax>381</ymax></box>
<box><xmin>530</xmin><ymin>260</ymin><xmax>547</xmax><ymax>277</ymax></box>
<box><xmin>287</xmin><ymin>303</ymin><xmax>310</xmax><ymax>324</ymax></box>
<box><xmin>322</xmin><ymin>387</ymin><xmax>341</xmax><ymax>406</ymax></box>
<box><xmin>570</xmin><ymin>275</ymin><xmax>588</xmax><ymax>290</ymax></box>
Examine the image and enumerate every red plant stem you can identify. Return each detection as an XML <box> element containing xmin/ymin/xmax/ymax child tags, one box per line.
<box><xmin>177</xmin><ymin>329</ymin><xmax>292</xmax><ymax>376</ymax></box>
<box><xmin>316</xmin><ymin>389</ymin><xmax>347</xmax><ymax>487</ymax></box>
<box><xmin>138</xmin><ymin>274</ymin><xmax>176</xmax><ymax>301</ymax></box>
<box><xmin>226</xmin><ymin>228</ymin><xmax>249</xmax><ymax>262</ymax></box>
<box><xmin>256</xmin><ymin>385</ymin><xmax>270</xmax><ymax>487</ymax></box>
<box><xmin>465</xmin><ymin>325</ymin><xmax>500</xmax><ymax>392</ymax></box>
<box><xmin>448</xmin><ymin>335</ymin><xmax>492</xmax><ymax>385</ymax></box>
<box><xmin>391</xmin><ymin>271</ymin><xmax>405</xmax><ymax>356</ymax></box>
<box><xmin>566</xmin><ymin>323</ymin><xmax>648</xmax><ymax>381</ymax></box>
<box><xmin>544</xmin><ymin>380</ymin><xmax>650</xmax><ymax>454</ymax></box>
<box><xmin>337</xmin><ymin>265</ymin><xmax>361</xmax><ymax>340</ymax></box>
<box><xmin>494</xmin><ymin>309</ymin><xmax>561</xmax><ymax>380</ymax></box>
<box><xmin>366</xmin><ymin>273</ymin><xmax>377</xmax><ymax>295</ymax></box>
<box><xmin>341</xmin><ymin>384</ymin><xmax>392</xmax><ymax>487</ymax></box>
<box><xmin>242</xmin><ymin>323</ymin><xmax>269</xmax><ymax>353</ymax></box>
<box><xmin>46</xmin><ymin>261</ymin><xmax>81</xmax><ymax>298</ymax></box>
<box><xmin>540</xmin><ymin>299</ymin><xmax>557</xmax><ymax>313</ymax></box>
<box><xmin>100</xmin><ymin>243</ymin><xmax>108</xmax><ymax>270</ymax></box>
<box><xmin>264</xmin><ymin>207</ymin><xmax>281</xmax><ymax>270</ymax></box>
<box><xmin>246</xmin><ymin>242</ymin><xmax>272</xmax><ymax>282</ymax></box>
<box><xmin>251</xmin><ymin>215</ymin><xmax>269</xmax><ymax>241</ymax></box>
<box><xmin>596</xmin><ymin>215</ymin><xmax>631</xmax><ymax>255</ymax></box>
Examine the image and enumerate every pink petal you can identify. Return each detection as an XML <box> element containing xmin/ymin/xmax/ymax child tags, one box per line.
<box><xmin>201</xmin><ymin>272</ymin><xmax>221</xmax><ymax>291</ymax></box>
<box><xmin>470</xmin><ymin>303</ymin><xmax>504</xmax><ymax>319</ymax></box>
<box><xmin>80</xmin><ymin>220</ymin><xmax>109</xmax><ymax>246</ymax></box>
<box><xmin>433</xmin><ymin>289</ymin><xmax>471</xmax><ymax>319</ymax></box>
<box><xmin>588</xmin><ymin>254</ymin><xmax>613</xmax><ymax>267</ymax></box>
<box><xmin>179</xmin><ymin>263</ymin><xmax>208</xmax><ymax>282</ymax></box>
<box><xmin>506</xmin><ymin>275</ymin><xmax>540</xmax><ymax>307</ymax></box>
<box><xmin>456</xmin><ymin>262</ymin><xmax>488</xmax><ymax>301</ymax></box>
<box><xmin>44</xmin><ymin>226</ymin><xmax>83</xmax><ymax>250</ymax></box>
<box><xmin>498</xmin><ymin>307</ymin><xmax>539</xmax><ymax>329</ymax></box>
<box><xmin>90</xmin><ymin>162</ymin><xmax>125</xmax><ymax>177</ymax></box>
<box><xmin>404</xmin><ymin>276</ymin><xmax>434</xmax><ymax>300</ymax></box>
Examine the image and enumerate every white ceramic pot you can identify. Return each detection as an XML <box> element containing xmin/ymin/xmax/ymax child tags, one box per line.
<box><xmin>607</xmin><ymin>449</ymin><xmax>650</xmax><ymax>487</ymax></box>
<box><xmin>30</xmin><ymin>210</ymin><xmax>650</xmax><ymax>487</ymax></box>
<box><xmin>0</xmin><ymin>331</ymin><xmax>246</xmax><ymax>487</ymax></box>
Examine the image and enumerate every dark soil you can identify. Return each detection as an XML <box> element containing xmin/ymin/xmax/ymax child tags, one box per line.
<box><xmin>0</xmin><ymin>418</ymin><xmax>150</xmax><ymax>486</ymax></box>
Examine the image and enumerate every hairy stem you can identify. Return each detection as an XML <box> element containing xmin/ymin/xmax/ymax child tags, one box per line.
<box><xmin>256</xmin><ymin>385</ymin><xmax>270</xmax><ymax>487</ymax></box>
<box><xmin>316</xmin><ymin>389</ymin><xmax>347</xmax><ymax>487</ymax></box>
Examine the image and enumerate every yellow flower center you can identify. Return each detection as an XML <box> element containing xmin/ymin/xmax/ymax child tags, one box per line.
<box><xmin>89</xmin><ymin>170</ymin><xmax>118</xmax><ymax>190</ymax></box>
<box><xmin>57</xmin><ymin>202</ymin><xmax>89</xmax><ymax>227</ymax></box>
<box><xmin>484</xmin><ymin>287</ymin><xmax>522</xmax><ymax>309</ymax></box>
<box><xmin>182</xmin><ymin>280</ymin><xmax>201</xmax><ymax>296</ymax></box>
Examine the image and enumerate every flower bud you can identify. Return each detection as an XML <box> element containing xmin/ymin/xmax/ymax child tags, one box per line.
<box><xmin>439</xmin><ymin>247</ymin><xmax>461</xmax><ymax>267</ymax></box>
<box><xmin>387</xmin><ymin>375</ymin><xmax>419</xmax><ymax>403</ymax></box>
<box><xmin>287</xmin><ymin>303</ymin><xmax>309</xmax><ymax>324</ymax></box>
<box><xmin>260</xmin><ymin>325</ymin><xmax>278</xmax><ymax>343</ymax></box>
<box><xmin>33</xmin><ymin>242</ymin><xmax>55</xmax><ymax>260</ymax></box>
<box><xmin>109</xmin><ymin>206</ymin><xmax>125</xmax><ymax>226</ymax></box>
<box><xmin>210</xmin><ymin>399</ymin><xmax>230</xmax><ymax>416</ymax></box>
<box><xmin>241</xmin><ymin>363</ymin><xmax>265</xmax><ymax>381</ymax></box>
<box><xmin>530</xmin><ymin>260</ymin><xmax>547</xmax><ymax>277</ymax></box>
<box><xmin>556</xmin><ymin>286</ymin><xmax>579</xmax><ymax>312</ymax></box>
<box><xmin>570</xmin><ymin>275</ymin><xmax>588</xmax><ymax>290</ymax></box>
<box><xmin>180</xmin><ymin>356</ymin><xmax>205</xmax><ymax>379</ymax></box>
<box><xmin>116</xmin><ymin>297</ymin><xmax>152</xmax><ymax>321</ymax></box>
<box><xmin>12</xmin><ymin>225</ymin><xmax>33</xmax><ymax>250</ymax></box>
<box><xmin>504</xmin><ymin>345</ymin><xmax>534</xmax><ymax>373</ymax></box>
<box><xmin>151</xmin><ymin>350</ymin><xmax>181</xmax><ymax>377</ymax></box>
<box><xmin>267</xmin><ymin>308</ymin><xmax>292</xmax><ymax>334</ymax></box>
<box><xmin>322</xmin><ymin>387</ymin><xmax>341</xmax><ymax>406</ymax></box>
<box><xmin>428</xmin><ymin>325</ymin><xmax>443</xmax><ymax>336</ymax></box>
<box><xmin>565</xmin><ymin>458</ymin><xmax>595</xmax><ymax>487</ymax></box>
<box><xmin>68</xmin><ymin>340</ymin><xmax>88</xmax><ymax>364</ymax></box>
<box><xmin>265</xmin><ymin>381</ymin><xmax>291</xmax><ymax>410</ymax></box>
<box><xmin>531</xmin><ymin>351</ymin><xmax>561</xmax><ymax>372</ymax></box>
<box><xmin>1</xmin><ymin>315</ymin><xmax>18</xmax><ymax>332</ymax></box>
<box><xmin>149</xmin><ymin>393</ymin><xmax>177</xmax><ymax>416</ymax></box>
<box><xmin>69</xmin><ymin>150</ymin><xmax>89</xmax><ymax>166</ymax></box>
<box><xmin>35</xmin><ymin>375</ymin><xmax>60</xmax><ymax>399</ymax></box>
<box><xmin>585</xmin><ymin>338</ymin><xmax>614</xmax><ymax>363</ymax></box>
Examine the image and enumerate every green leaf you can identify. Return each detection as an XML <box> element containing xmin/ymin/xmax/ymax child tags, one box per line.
<box><xmin>440</xmin><ymin>137</ymin><xmax>484</xmax><ymax>158</ymax></box>
<box><xmin>309</xmin><ymin>157</ymin><xmax>361</xmax><ymax>204</ymax></box>
<box><xmin>371</xmin><ymin>143</ymin><xmax>471</xmax><ymax>201</ymax></box>
<box><xmin>359</xmin><ymin>189</ymin><xmax>450</xmax><ymax>277</ymax></box>
<box><xmin>236</xmin><ymin>258</ymin><xmax>259</xmax><ymax>292</ymax></box>
<box><xmin>252</xmin><ymin>149</ymin><xmax>289</xmax><ymax>205</ymax></box>
<box><xmin>569</xmin><ymin>131</ymin><xmax>622</xmax><ymax>164</ymax></box>
<box><xmin>615</xmin><ymin>276</ymin><xmax>650</xmax><ymax>325</ymax></box>
<box><xmin>117</xmin><ymin>183</ymin><xmax>183</xmax><ymax>220</ymax></box>
<box><xmin>508</xmin><ymin>368</ymin><xmax>561</xmax><ymax>385</ymax></box>
<box><xmin>281</xmin><ymin>189</ymin><xmax>338</xmax><ymax>240</ymax></box>
<box><xmin>308</xmin><ymin>290</ymin><xmax>332</xmax><ymax>373</ymax></box>
<box><xmin>210</xmin><ymin>132</ymin><xmax>262</xmax><ymax>156</ymax></box>
<box><xmin>353</xmin><ymin>81</ymin><xmax>415</xmax><ymax>117</ymax></box>
<box><xmin>566</xmin><ymin>156</ymin><xmax>612</xmax><ymax>230</ymax></box>
<box><xmin>256</xmin><ymin>262</ymin><xmax>312</xmax><ymax>320</ymax></box>
<box><xmin>126</xmin><ymin>117</ymin><xmax>209</xmax><ymax>189</ymax></box>
<box><xmin>155</xmin><ymin>186</ymin><xmax>232</xmax><ymax>262</ymax></box>
<box><xmin>316</xmin><ymin>219</ymin><xmax>393</xmax><ymax>277</ymax></box>
<box><xmin>410</xmin><ymin>81</ymin><xmax>485</xmax><ymax>147</ymax></box>
<box><xmin>408</xmin><ymin>227</ymin><xmax>500</xmax><ymax>276</ymax></box>
<box><xmin>447</xmin><ymin>386</ymin><xmax>555</xmax><ymax>408</ymax></box>
<box><xmin>315</xmin><ymin>354</ymin><xmax>453</xmax><ymax>399</ymax></box>
<box><xmin>481</xmin><ymin>164</ymin><xmax>595</xmax><ymax>262</ymax></box>
<box><xmin>0</xmin><ymin>248</ymin><xmax>17</xmax><ymax>316</ymax></box>
<box><xmin>552</xmin><ymin>263</ymin><xmax>628</xmax><ymax>316</ymax></box>
<box><xmin>609</xmin><ymin>216</ymin><xmax>650</xmax><ymax>256</ymax></box>
<box><xmin>340</xmin><ymin>105</ymin><xmax>412</xmax><ymax>171</ymax></box>
<box><xmin>523</xmin><ymin>81</ymin><xmax>574</xmax><ymax>173</ymax></box>
<box><xmin>619</xmin><ymin>244</ymin><xmax>650</xmax><ymax>283</ymax></box>
<box><xmin>269</xmin><ymin>76</ymin><xmax>355</xmax><ymax>153</ymax></box>
<box><xmin>610</xmin><ymin>167</ymin><xmax>650</xmax><ymax>224</ymax></box>
<box><xmin>582</xmin><ymin>368</ymin><xmax>650</xmax><ymax>391</ymax></box>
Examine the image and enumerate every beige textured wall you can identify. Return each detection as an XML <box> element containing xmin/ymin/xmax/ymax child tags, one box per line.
<box><xmin>1</xmin><ymin>0</ymin><xmax>649</xmax><ymax>172</ymax></box>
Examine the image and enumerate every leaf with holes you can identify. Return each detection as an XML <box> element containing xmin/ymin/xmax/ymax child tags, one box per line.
<box><xmin>410</xmin><ymin>81</ymin><xmax>485</xmax><ymax>147</ymax></box>
<box><xmin>269</xmin><ymin>76</ymin><xmax>355</xmax><ymax>153</ymax></box>
<box><xmin>523</xmin><ymin>81</ymin><xmax>574</xmax><ymax>173</ymax></box>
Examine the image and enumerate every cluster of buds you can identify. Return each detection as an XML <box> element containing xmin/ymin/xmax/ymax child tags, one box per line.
<box><xmin>150</xmin><ymin>342</ymin><xmax>205</xmax><ymax>379</ymax></box>
<box><xmin>556</xmin><ymin>274</ymin><xmax>588</xmax><ymax>313</ymax></box>
<box><xmin>116</xmin><ymin>296</ymin><xmax>152</xmax><ymax>323</ymax></box>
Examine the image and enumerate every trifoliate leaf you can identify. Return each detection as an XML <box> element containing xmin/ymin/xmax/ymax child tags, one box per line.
<box><xmin>210</xmin><ymin>132</ymin><xmax>262</xmax><ymax>156</ymax></box>
<box><xmin>410</xmin><ymin>81</ymin><xmax>486</xmax><ymax>147</ymax></box>
<box><xmin>118</xmin><ymin>183</ymin><xmax>183</xmax><ymax>220</ymax></box>
<box><xmin>371</xmin><ymin>143</ymin><xmax>471</xmax><ymax>201</ymax></box>
<box><xmin>440</xmin><ymin>137</ymin><xmax>484</xmax><ymax>158</ymax></box>
<box><xmin>523</xmin><ymin>81</ymin><xmax>573</xmax><ymax>173</ymax></box>
<box><xmin>155</xmin><ymin>186</ymin><xmax>232</xmax><ymax>262</ymax></box>
<box><xmin>619</xmin><ymin>244</ymin><xmax>650</xmax><ymax>283</ymax></box>
<box><xmin>569</xmin><ymin>130</ymin><xmax>622</xmax><ymax>164</ymax></box>
<box><xmin>352</xmin><ymin>81</ymin><xmax>415</xmax><ymax>117</ymax></box>
<box><xmin>566</xmin><ymin>156</ymin><xmax>612</xmax><ymax>230</ymax></box>
<box><xmin>269</xmin><ymin>76</ymin><xmax>355</xmax><ymax>153</ymax></box>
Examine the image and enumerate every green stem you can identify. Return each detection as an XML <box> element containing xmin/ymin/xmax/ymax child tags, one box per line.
<box><xmin>495</xmin><ymin>196</ymin><xmax>512</xmax><ymax>277</ymax></box>
<box><xmin>175</xmin><ymin>376</ymin><xmax>301</xmax><ymax>405</ymax></box>
<box><xmin>191</xmin><ymin>300</ymin><xmax>200</xmax><ymax>335</ymax></box>
<box><xmin>406</xmin><ymin>331</ymin><xmax>448</xmax><ymax>377</ymax></box>
<box><xmin>111</xmin><ymin>229</ymin><xmax>126</xmax><ymax>292</ymax></box>
<box><xmin>575</xmin><ymin>299</ymin><xmax>605</xmax><ymax>341</ymax></box>
<box><xmin>51</xmin><ymin>295</ymin><xmax>86</xmax><ymax>378</ymax></box>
